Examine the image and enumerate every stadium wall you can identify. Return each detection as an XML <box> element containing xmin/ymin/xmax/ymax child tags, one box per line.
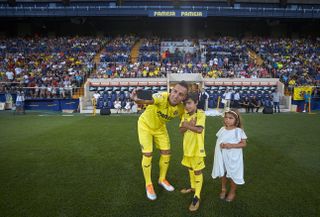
<box><xmin>81</xmin><ymin>77</ymin><xmax>295</xmax><ymax>113</ymax></box>
<box><xmin>0</xmin><ymin>95</ymin><xmax>79</xmax><ymax>111</ymax></box>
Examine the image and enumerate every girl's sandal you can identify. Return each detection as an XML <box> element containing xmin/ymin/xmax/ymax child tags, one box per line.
<box><xmin>225</xmin><ymin>192</ymin><xmax>236</xmax><ymax>202</ymax></box>
<box><xmin>219</xmin><ymin>189</ymin><xmax>227</xmax><ymax>200</ymax></box>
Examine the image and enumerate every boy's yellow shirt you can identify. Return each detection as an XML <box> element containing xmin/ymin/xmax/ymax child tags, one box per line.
<box><xmin>139</xmin><ymin>92</ymin><xmax>184</xmax><ymax>130</ymax></box>
<box><xmin>180</xmin><ymin>110</ymin><xmax>206</xmax><ymax>157</ymax></box>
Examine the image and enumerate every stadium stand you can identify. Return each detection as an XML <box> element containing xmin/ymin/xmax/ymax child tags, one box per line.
<box><xmin>0</xmin><ymin>0</ymin><xmax>319</xmax><ymax>112</ymax></box>
<box><xmin>1</xmin><ymin>35</ymin><xmax>318</xmax><ymax>112</ymax></box>
<box><xmin>246</xmin><ymin>37</ymin><xmax>320</xmax><ymax>87</ymax></box>
<box><xmin>91</xmin><ymin>36</ymin><xmax>273</xmax><ymax>80</ymax></box>
<box><xmin>0</xmin><ymin>37</ymin><xmax>107</xmax><ymax>99</ymax></box>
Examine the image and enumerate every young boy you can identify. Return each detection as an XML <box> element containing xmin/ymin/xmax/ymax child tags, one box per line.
<box><xmin>179</xmin><ymin>92</ymin><xmax>206</xmax><ymax>211</ymax></box>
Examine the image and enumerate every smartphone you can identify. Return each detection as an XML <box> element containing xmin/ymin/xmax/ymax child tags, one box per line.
<box><xmin>137</xmin><ymin>89</ymin><xmax>153</xmax><ymax>100</ymax></box>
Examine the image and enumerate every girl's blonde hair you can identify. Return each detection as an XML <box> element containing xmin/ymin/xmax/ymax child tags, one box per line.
<box><xmin>223</xmin><ymin>108</ymin><xmax>243</xmax><ymax>129</ymax></box>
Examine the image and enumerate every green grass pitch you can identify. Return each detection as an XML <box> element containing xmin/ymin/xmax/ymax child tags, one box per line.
<box><xmin>0</xmin><ymin>111</ymin><xmax>319</xmax><ymax>217</ymax></box>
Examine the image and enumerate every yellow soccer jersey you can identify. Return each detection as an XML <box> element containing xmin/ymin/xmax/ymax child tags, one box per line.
<box><xmin>180</xmin><ymin>110</ymin><xmax>206</xmax><ymax>157</ymax></box>
<box><xmin>139</xmin><ymin>92</ymin><xmax>184</xmax><ymax>130</ymax></box>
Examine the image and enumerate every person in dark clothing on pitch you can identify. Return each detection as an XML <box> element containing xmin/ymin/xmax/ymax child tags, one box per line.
<box><xmin>249</xmin><ymin>96</ymin><xmax>261</xmax><ymax>113</ymax></box>
<box><xmin>240</xmin><ymin>97</ymin><xmax>250</xmax><ymax>113</ymax></box>
<box><xmin>197</xmin><ymin>89</ymin><xmax>209</xmax><ymax>111</ymax></box>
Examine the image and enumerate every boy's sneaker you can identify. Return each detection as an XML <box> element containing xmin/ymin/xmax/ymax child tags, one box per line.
<box><xmin>146</xmin><ymin>184</ymin><xmax>157</xmax><ymax>201</ymax></box>
<box><xmin>189</xmin><ymin>196</ymin><xmax>200</xmax><ymax>212</ymax></box>
<box><xmin>158</xmin><ymin>179</ymin><xmax>175</xmax><ymax>192</ymax></box>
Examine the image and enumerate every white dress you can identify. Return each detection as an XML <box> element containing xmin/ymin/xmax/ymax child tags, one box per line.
<box><xmin>211</xmin><ymin>127</ymin><xmax>247</xmax><ymax>185</ymax></box>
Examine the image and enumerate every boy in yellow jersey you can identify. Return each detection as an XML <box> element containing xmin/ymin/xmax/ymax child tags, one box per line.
<box><xmin>179</xmin><ymin>92</ymin><xmax>206</xmax><ymax>211</ymax></box>
<box><xmin>131</xmin><ymin>81</ymin><xmax>188</xmax><ymax>201</ymax></box>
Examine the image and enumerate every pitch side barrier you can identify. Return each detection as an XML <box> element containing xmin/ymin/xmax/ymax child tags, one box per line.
<box><xmin>81</xmin><ymin>77</ymin><xmax>291</xmax><ymax>112</ymax></box>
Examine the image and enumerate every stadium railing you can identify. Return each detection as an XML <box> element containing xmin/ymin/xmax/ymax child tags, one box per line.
<box><xmin>0</xmin><ymin>84</ymin><xmax>81</xmax><ymax>99</ymax></box>
<box><xmin>0</xmin><ymin>5</ymin><xmax>319</xmax><ymax>18</ymax></box>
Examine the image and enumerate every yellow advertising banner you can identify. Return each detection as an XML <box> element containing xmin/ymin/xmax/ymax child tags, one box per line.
<box><xmin>293</xmin><ymin>86</ymin><xmax>313</xmax><ymax>100</ymax></box>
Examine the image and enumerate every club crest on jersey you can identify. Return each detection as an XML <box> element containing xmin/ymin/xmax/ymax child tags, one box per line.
<box><xmin>153</xmin><ymin>93</ymin><xmax>162</xmax><ymax>98</ymax></box>
<box><xmin>174</xmin><ymin>111</ymin><xmax>178</xmax><ymax>116</ymax></box>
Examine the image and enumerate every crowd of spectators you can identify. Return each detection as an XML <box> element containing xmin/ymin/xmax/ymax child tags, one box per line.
<box><xmin>246</xmin><ymin>37</ymin><xmax>320</xmax><ymax>89</ymax></box>
<box><xmin>201</xmin><ymin>37</ymin><xmax>270</xmax><ymax>79</ymax></box>
<box><xmin>1</xmin><ymin>36</ymin><xmax>318</xmax><ymax>100</ymax></box>
<box><xmin>139</xmin><ymin>37</ymin><xmax>160</xmax><ymax>62</ymax></box>
<box><xmin>99</xmin><ymin>35</ymin><xmax>137</xmax><ymax>63</ymax></box>
<box><xmin>0</xmin><ymin>36</ymin><xmax>106</xmax><ymax>98</ymax></box>
<box><xmin>93</xmin><ymin>36</ymin><xmax>274</xmax><ymax>79</ymax></box>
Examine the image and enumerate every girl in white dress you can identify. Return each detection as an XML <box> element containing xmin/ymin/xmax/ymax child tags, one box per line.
<box><xmin>211</xmin><ymin>109</ymin><xmax>247</xmax><ymax>202</ymax></box>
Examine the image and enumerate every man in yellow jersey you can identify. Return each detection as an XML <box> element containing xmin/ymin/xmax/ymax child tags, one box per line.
<box><xmin>131</xmin><ymin>81</ymin><xmax>188</xmax><ymax>201</ymax></box>
<box><xmin>179</xmin><ymin>92</ymin><xmax>206</xmax><ymax>211</ymax></box>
